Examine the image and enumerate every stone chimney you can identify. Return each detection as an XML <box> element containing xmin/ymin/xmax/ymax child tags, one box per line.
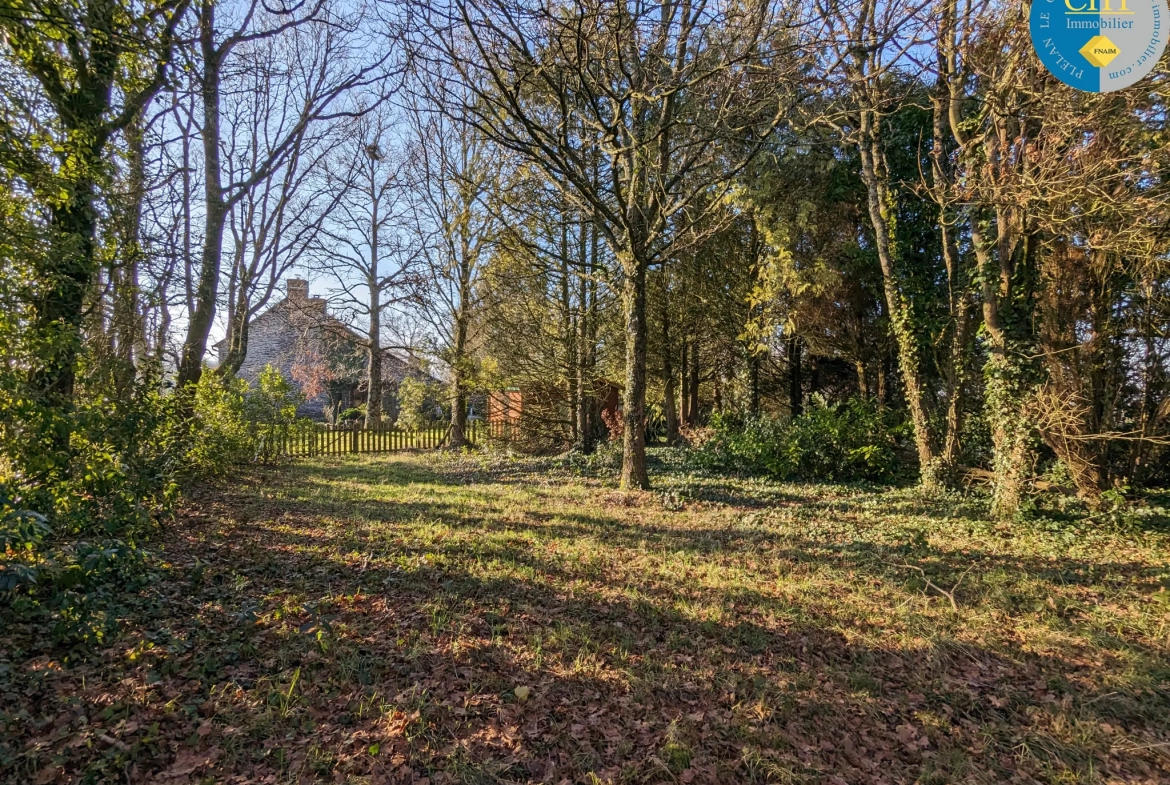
<box><xmin>287</xmin><ymin>278</ymin><xmax>309</xmax><ymax>301</ymax></box>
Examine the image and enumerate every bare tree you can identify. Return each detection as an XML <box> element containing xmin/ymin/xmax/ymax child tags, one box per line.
<box><xmin>403</xmin><ymin>82</ymin><xmax>501</xmax><ymax>448</ymax></box>
<box><xmin>312</xmin><ymin>109</ymin><xmax>418</xmax><ymax>427</ymax></box>
<box><xmin>175</xmin><ymin>0</ymin><xmax>393</xmax><ymax>390</ymax></box>
<box><xmin>215</xmin><ymin>32</ymin><xmax>351</xmax><ymax>377</ymax></box>
<box><xmin>413</xmin><ymin>0</ymin><xmax>803</xmax><ymax>488</ymax></box>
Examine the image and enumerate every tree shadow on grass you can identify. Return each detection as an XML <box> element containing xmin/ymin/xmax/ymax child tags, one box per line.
<box><xmin>3</xmin><ymin>455</ymin><xmax>1168</xmax><ymax>785</ymax></box>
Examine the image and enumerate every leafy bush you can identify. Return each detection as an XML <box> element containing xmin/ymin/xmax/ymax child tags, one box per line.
<box><xmin>187</xmin><ymin>373</ymin><xmax>254</xmax><ymax>477</ymax></box>
<box><xmin>338</xmin><ymin>405</ymin><xmax>365</xmax><ymax>422</ymax></box>
<box><xmin>0</xmin><ymin>376</ymin><xmax>181</xmax><ymax>643</ymax></box>
<box><xmin>188</xmin><ymin>364</ymin><xmax>307</xmax><ymax>470</ymax></box>
<box><xmin>245</xmin><ymin>366</ymin><xmax>305</xmax><ymax>464</ymax></box>
<box><xmin>1</xmin><ymin>364</ymin><xmax>307</xmax><ymax>643</ymax></box>
<box><xmin>691</xmin><ymin>398</ymin><xmax>907</xmax><ymax>483</ymax></box>
<box><xmin>395</xmin><ymin>377</ymin><xmax>443</xmax><ymax>430</ymax></box>
<box><xmin>246</xmin><ymin>365</ymin><xmax>302</xmax><ymax>427</ymax></box>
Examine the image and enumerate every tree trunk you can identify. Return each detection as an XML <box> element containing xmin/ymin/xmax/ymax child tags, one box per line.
<box><xmin>366</xmin><ymin>154</ymin><xmax>383</xmax><ymax>428</ymax></box>
<box><xmin>750</xmin><ymin>354</ymin><xmax>761</xmax><ymax>415</ymax></box>
<box><xmin>449</xmin><ymin>362</ymin><xmax>468</xmax><ymax>448</ymax></box>
<box><xmin>687</xmin><ymin>341</ymin><xmax>699</xmax><ymax>426</ymax></box>
<box><xmin>679</xmin><ymin>339</ymin><xmax>690</xmax><ymax>424</ymax></box>
<box><xmin>788</xmin><ymin>335</ymin><xmax>802</xmax><ymax>417</ymax></box>
<box><xmin>112</xmin><ymin>110</ymin><xmax>147</xmax><ymax>392</ymax></box>
<box><xmin>366</xmin><ymin>277</ymin><xmax>383</xmax><ymax>427</ymax></box>
<box><xmin>33</xmin><ymin>182</ymin><xmax>99</xmax><ymax>411</ymax></box>
<box><xmin>178</xmin><ymin>10</ymin><xmax>224</xmax><ymax>390</ymax></box>
<box><xmin>857</xmin><ymin>109</ymin><xmax>940</xmax><ymax>487</ymax></box>
<box><xmin>575</xmin><ymin>230</ymin><xmax>593</xmax><ymax>453</ymax></box>
<box><xmin>561</xmin><ymin>217</ymin><xmax>577</xmax><ymax>445</ymax></box>
<box><xmin>447</xmin><ymin>305</ymin><xmax>470</xmax><ymax>447</ymax></box>
<box><xmin>931</xmin><ymin>17</ymin><xmax>970</xmax><ymax>477</ymax></box>
<box><xmin>973</xmin><ymin>219</ymin><xmax>1035</xmax><ymax>518</ymax></box>
<box><xmin>620</xmin><ymin>247</ymin><xmax>649</xmax><ymax>490</ymax></box>
<box><xmin>661</xmin><ymin>279</ymin><xmax>680</xmax><ymax>445</ymax></box>
<box><xmin>217</xmin><ymin>276</ymin><xmax>252</xmax><ymax>378</ymax></box>
<box><xmin>448</xmin><ymin>254</ymin><xmax>472</xmax><ymax>449</ymax></box>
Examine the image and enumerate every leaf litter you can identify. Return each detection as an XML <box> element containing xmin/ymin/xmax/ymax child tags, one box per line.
<box><xmin>1</xmin><ymin>451</ymin><xmax>1168</xmax><ymax>784</ymax></box>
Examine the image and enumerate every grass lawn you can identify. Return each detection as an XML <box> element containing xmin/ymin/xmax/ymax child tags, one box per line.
<box><xmin>3</xmin><ymin>450</ymin><xmax>1169</xmax><ymax>784</ymax></box>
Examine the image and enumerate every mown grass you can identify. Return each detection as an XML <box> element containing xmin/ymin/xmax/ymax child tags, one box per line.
<box><xmin>2</xmin><ymin>449</ymin><xmax>1168</xmax><ymax>784</ymax></box>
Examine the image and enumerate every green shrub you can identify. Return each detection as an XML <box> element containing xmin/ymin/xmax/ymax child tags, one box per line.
<box><xmin>245</xmin><ymin>366</ymin><xmax>304</xmax><ymax>464</ymax></box>
<box><xmin>692</xmin><ymin>397</ymin><xmax>906</xmax><ymax>483</ymax></box>
<box><xmin>396</xmin><ymin>377</ymin><xmax>439</xmax><ymax>430</ymax></box>
<box><xmin>1</xmin><ymin>364</ymin><xmax>306</xmax><ymax>643</ymax></box>
<box><xmin>0</xmin><ymin>375</ymin><xmax>181</xmax><ymax>643</ymax></box>
<box><xmin>245</xmin><ymin>365</ymin><xmax>302</xmax><ymax>427</ymax></box>
<box><xmin>187</xmin><ymin>372</ymin><xmax>253</xmax><ymax>476</ymax></box>
<box><xmin>338</xmin><ymin>405</ymin><xmax>365</xmax><ymax>422</ymax></box>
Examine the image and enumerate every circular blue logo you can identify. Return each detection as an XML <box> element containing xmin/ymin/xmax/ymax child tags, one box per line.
<box><xmin>1030</xmin><ymin>0</ymin><xmax>1168</xmax><ymax>92</ymax></box>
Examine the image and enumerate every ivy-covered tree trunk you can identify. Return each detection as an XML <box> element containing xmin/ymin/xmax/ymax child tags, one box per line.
<box><xmin>973</xmin><ymin>220</ymin><xmax>1039</xmax><ymax>518</ymax></box>
<box><xmin>35</xmin><ymin>166</ymin><xmax>101</xmax><ymax>414</ymax></box>
<box><xmin>856</xmin><ymin>110</ymin><xmax>941</xmax><ymax>488</ymax></box>
<box><xmin>983</xmin><ymin>347</ymin><xmax>1036</xmax><ymax>517</ymax></box>
<box><xmin>2</xmin><ymin>0</ymin><xmax>187</xmax><ymax>480</ymax></box>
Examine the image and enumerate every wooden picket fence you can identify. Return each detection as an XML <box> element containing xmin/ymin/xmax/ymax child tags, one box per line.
<box><xmin>262</xmin><ymin>419</ymin><xmax>516</xmax><ymax>458</ymax></box>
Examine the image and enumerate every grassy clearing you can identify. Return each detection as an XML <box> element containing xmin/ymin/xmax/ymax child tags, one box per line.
<box><xmin>2</xmin><ymin>450</ymin><xmax>1169</xmax><ymax>784</ymax></box>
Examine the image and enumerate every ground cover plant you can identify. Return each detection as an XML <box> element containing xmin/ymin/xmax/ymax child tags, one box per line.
<box><xmin>692</xmin><ymin>400</ymin><xmax>908</xmax><ymax>484</ymax></box>
<box><xmin>2</xmin><ymin>450</ymin><xmax>1168</xmax><ymax>784</ymax></box>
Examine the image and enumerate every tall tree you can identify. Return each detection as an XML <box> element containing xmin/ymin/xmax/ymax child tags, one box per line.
<box><xmin>175</xmin><ymin>0</ymin><xmax>391</xmax><ymax>389</ymax></box>
<box><xmin>313</xmin><ymin>110</ymin><xmax>418</xmax><ymax>427</ymax></box>
<box><xmin>404</xmin><ymin>83</ymin><xmax>500</xmax><ymax>448</ymax></box>
<box><xmin>214</xmin><ymin>32</ymin><xmax>350</xmax><ymax>379</ymax></box>
<box><xmin>0</xmin><ymin>0</ymin><xmax>188</xmax><ymax>472</ymax></box>
<box><xmin>415</xmin><ymin>0</ymin><xmax>801</xmax><ymax>487</ymax></box>
<box><xmin>823</xmin><ymin>0</ymin><xmax>974</xmax><ymax>489</ymax></box>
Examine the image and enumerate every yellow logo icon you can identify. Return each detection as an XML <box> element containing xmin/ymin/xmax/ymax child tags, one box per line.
<box><xmin>1079</xmin><ymin>36</ymin><xmax>1121</xmax><ymax>67</ymax></box>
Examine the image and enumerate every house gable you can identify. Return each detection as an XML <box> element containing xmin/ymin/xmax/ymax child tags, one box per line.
<box><xmin>219</xmin><ymin>279</ymin><xmax>439</xmax><ymax>420</ymax></box>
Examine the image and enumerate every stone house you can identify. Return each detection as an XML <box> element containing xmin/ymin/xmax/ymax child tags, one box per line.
<box><xmin>214</xmin><ymin>278</ymin><xmax>436</xmax><ymax>421</ymax></box>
